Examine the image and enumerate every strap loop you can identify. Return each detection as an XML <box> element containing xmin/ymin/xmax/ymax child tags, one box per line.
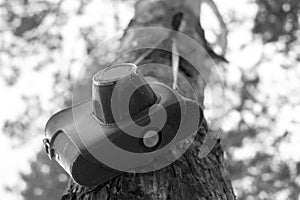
<box><xmin>43</xmin><ymin>138</ymin><xmax>55</xmax><ymax>160</ymax></box>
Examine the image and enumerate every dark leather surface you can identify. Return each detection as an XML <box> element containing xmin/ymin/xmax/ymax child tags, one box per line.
<box><xmin>44</xmin><ymin>82</ymin><xmax>202</xmax><ymax>186</ymax></box>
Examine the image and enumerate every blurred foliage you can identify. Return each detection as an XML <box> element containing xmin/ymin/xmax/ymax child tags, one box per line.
<box><xmin>20</xmin><ymin>150</ymin><xmax>67</xmax><ymax>200</ymax></box>
<box><xmin>0</xmin><ymin>0</ymin><xmax>299</xmax><ymax>200</ymax></box>
<box><xmin>3</xmin><ymin>95</ymin><xmax>43</xmax><ymax>147</ymax></box>
<box><xmin>253</xmin><ymin>0</ymin><xmax>300</xmax><ymax>52</ymax></box>
<box><xmin>221</xmin><ymin>0</ymin><xmax>300</xmax><ymax>198</ymax></box>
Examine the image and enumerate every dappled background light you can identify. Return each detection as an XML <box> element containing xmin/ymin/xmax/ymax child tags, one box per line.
<box><xmin>0</xmin><ymin>0</ymin><xmax>299</xmax><ymax>199</ymax></box>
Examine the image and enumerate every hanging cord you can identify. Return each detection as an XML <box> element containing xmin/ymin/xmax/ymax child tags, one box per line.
<box><xmin>171</xmin><ymin>39</ymin><xmax>179</xmax><ymax>90</ymax></box>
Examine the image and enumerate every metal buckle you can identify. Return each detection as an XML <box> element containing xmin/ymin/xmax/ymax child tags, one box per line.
<box><xmin>43</xmin><ymin>138</ymin><xmax>55</xmax><ymax>160</ymax></box>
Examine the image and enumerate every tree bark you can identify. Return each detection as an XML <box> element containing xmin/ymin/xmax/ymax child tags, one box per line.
<box><xmin>62</xmin><ymin>0</ymin><xmax>235</xmax><ymax>199</ymax></box>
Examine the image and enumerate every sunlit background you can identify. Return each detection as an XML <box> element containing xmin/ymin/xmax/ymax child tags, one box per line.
<box><xmin>0</xmin><ymin>0</ymin><xmax>299</xmax><ymax>199</ymax></box>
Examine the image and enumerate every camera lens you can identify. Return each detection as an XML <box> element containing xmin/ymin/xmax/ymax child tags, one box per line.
<box><xmin>92</xmin><ymin>63</ymin><xmax>157</xmax><ymax>124</ymax></box>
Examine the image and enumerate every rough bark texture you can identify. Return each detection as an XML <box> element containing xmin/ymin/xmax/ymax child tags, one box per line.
<box><xmin>62</xmin><ymin>0</ymin><xmax>235</xmax><ymax>199</ymax></box>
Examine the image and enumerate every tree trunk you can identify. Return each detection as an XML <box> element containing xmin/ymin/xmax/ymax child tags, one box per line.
<box><xmin>62</xmin><ymin>0</ymin><xmax>235</xmax><ymax>199</ymax></box>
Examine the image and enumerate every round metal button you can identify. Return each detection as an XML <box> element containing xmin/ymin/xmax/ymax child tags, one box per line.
<box><xmin>143</xmin><ymin>130</ymin><xmax>160</xmax><ymax>148</ymax></box>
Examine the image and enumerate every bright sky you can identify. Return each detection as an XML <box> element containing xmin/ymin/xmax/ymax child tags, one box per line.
<box><xmin>0</xmin><ymin>0</ymin><xmax>299</xmax><ymax>199</ymax></box>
